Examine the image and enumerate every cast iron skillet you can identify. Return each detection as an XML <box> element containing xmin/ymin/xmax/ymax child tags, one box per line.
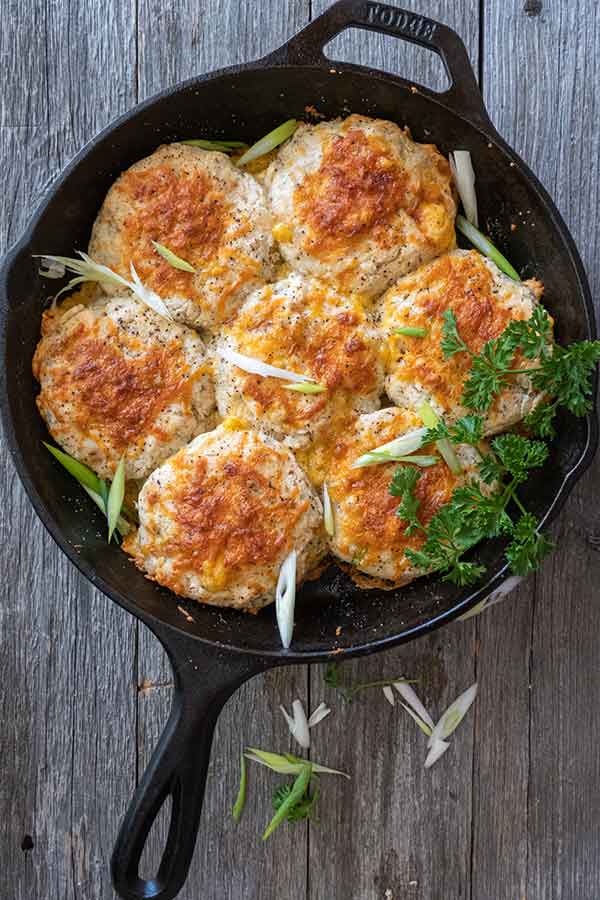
<box><xmin>1</xmin><ymin>2</ymin><xmax>597</xmax><ymax>898</ymax></box>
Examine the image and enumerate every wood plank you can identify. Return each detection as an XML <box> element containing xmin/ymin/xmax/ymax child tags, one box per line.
<box><xmin>134</xmin><ymin>2</ymin><xmax>311</xmax><ymax>897</ymax></box>
<box><xmin>0</xmin><ymin>2</ymin><xmax>138</xmax><ymax>899</ymax></box>
<box><xmin>482</xmin><ymin>3</ymin><xmax>600</xmax><ymax>899</ymax></box>
<box><xmin>307</xmin><ymin>9</ymin><xmax>481</xmax><ymax>898</ymax></box>
<box><xmin>470</xmin><ymin>587</ymin><xmax>532</xmax><ymax>900</ymax></box>
<box><xmin>309</xmin><ymin>625</ymin><xmax>477</xmax><ymax>900</ymax></box>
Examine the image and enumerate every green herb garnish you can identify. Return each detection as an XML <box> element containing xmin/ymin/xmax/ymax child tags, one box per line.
<box><xmin>390</xmin><ymin>431</ymin><xmax>553</xmax><ymax>585</ymax></box>
<box><xmin>107</xmin><ymin>457</ymin><xmax>126</xmax><ymax>543</ymax></box>
<box><xmin>44</xmin><ymin>444</ymin><xmax>129</xmax><ymax>540</ymax></box>
<box><xmin>182</xmin><ymin>139</ymin><xmax>247</xmax><ymax>152</ymax></box>
<box><xmin>324</xmin><ymin>662</ymin><xmax>414</xmax><ymax>703</ymax></box>
<box><xmin>232</xmin><ymin>754</ymin><xmax>247</xmax><ymax>824</ymax></box>
<box><xmin>441</xmin><ymin>306</ymin><xmax>600</xmax><ymax>433</ymax></box>
<box><xmin>455</xmin><ymin>214</ymin><xmax>520</xmax><ymax>281</ymax></box>
<box><xmin>237</xmin><ymin>119</ymin><xmax>297</xmax><ymax>167</ymax></box>
<box><xmin>263</xmin><ymin>763</ymin><xmax>312</xmax><ymax>839</ymax></box>
<box><xmin>272</xmin><ymin>781</ymin><xmax>319</xmax><ymax>823</ymax></box>
<box><xmin>151</xmin><ymin>241</ymin><xmax>195</xmax><ymax>273</ymax></box>
<box><xmin>282</xmin><ymin>382</ymin><xmax>326</xmax><ymax>394</ymax></box>
<box><xmin>391</xmin><ymin>325</ymin><xmax>428</xmax><ymax>338</ymax></box>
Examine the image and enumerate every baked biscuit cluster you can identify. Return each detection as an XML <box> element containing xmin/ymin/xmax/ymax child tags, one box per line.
<box><xmin>33</xmin><ymin>115</ymin><xmax>547</xmax><ymax>610</ymax></box>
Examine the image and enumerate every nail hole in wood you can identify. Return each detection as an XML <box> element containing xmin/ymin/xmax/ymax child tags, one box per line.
<box><xmin>21</xmin><ymin>834</ymin><xmax>34</xmax><ymax>852</ymax></box>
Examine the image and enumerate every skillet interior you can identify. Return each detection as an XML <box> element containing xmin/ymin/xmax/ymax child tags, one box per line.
<box><xmin>1</xmin><ymin>63</ymin><xmax>596</xmax><ymax>660</ymax></box>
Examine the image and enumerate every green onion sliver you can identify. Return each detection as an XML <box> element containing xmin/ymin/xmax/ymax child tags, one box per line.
<box><xmin>81</xmin><ymin>485</ymin><xmax>130</xmax><ymax>537</ymax></box>
<box><xmin>282</xmin><ymin>382</ymin><xmax>326</xmax><ymax>394</ymax></box>
<box><xmin>182</xmin><ymin>139</ymin><xmax>246</xmax><ymax>152</ymax></box>
<box><xmin>456</xmin><ymin>214</ymin><xmax>520</xmax><ymax>282</ymax></box>
<box><xmin>417</xmin><ymin>402</ymin><xmax>462</xmax><ymax>476</ymax></box>
<box><xmin>44</xmin><ymin>442</ymin><xmax>104</xmax><ymax>495</ymax></box>
<box><xmin>107</xmin><ymin>457</ymin><xmax>126</xmax><ymax>543</ymax></box>
<box><xmin>356</xmin><ymin>452</ymin><xmax>439</xmax><ymax>468</ymax></box>
<box><xmin>151</xmin><ymin>241</ymin><xmax>195</xmax><ymax>273</ymax></box>
<box><xmin>391</xmin><ymin>326</ymin><xmax>428</xmax><ymax>338</ymax></box>
<box><xmin>232</xmin><ymin>754</ymin><xmax>247</xmax><ymax>823</ymax></box>
<box><xmin>352</xmin><ymin>427</ymin><xmax>428</xmax><ymax>469</ymax></box>
<box><xmin>237</xmin><ymin>119</ymin><xmax>297</xmax><ymax>167</ymax></box>
<box><xmin>323</xmin><ymin>483</ymin><xmax>334</xmax><ymax>537</ymax></box>
<box><xmin>263</xmin><ymin>762</ymin><xmax>312</xmax><ymax>840</ymax></box>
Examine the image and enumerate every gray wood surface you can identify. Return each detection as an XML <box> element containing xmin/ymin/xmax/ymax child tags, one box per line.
<box><xmin>1</xmin><ymin>1</ymin><xmax>599</xmax><ymax>899</ymax></box>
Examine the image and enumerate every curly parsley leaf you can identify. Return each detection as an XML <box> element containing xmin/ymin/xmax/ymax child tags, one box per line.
<box><xmin>441</xmin><ymin>309</ymin><xmax>470</xmax><ymax>358</ymax></box>
<box><xmin>424</xmin><ymin>415</ymin><xmax>485</xmax><ymax>448</ymax></box>
<box><xmin>449</xmin><ymin>415</ymin><xmax>485</xmax><ymax>446</ymax></box>
<box><xmin>442</xmin><ymin>559</ymin><xmax>487</xmax><ymax>587</ymax></box>
<box><xmin>502</xmin><ymin>305</ymin><xmax>553</xmax><ymax>360</ymax></box>
<box><xmin>530</xmin><ymin>341</ymin><xmax>600</xmax><ymax>417</ymax></box>
<box><xmin>478</xmin><ymin>452</ymin><xmax>505</xmax><ymax>485</ymax></box>
<box><xmin>505</xmin><ymin>513</ymin><xmax>554</xmax><ymax>576</ymax></box>
<box><xmin>456</xmin><ymin>304</ymin><xmax>598</xmax><ymax>416</ymax></box>
<box><xmin>272</xmin><ymin>783</ymin><xmax>319</xmax><ymax>823</ymax></box>
<box><xmin>491</xmin><ymin>434</ymin><xmax>548</xmax><ymax>482</ymax></box>
<box><xmin>390</xmin><ymin>466</ymin><xmax>423</xmax><ymax>535</ymax></box>
<box><xmin>524</xmin><ymin>401</ymin><xmax>559</xmax><ymax>439</ymax></box>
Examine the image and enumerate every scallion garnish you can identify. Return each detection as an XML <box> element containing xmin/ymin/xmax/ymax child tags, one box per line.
<box><xmin>391</xmin><ymin>326</ymin><xmax>428</xmax><ymax>338</ymax></box>
<box><xmin>218</xmin><ymin>345</ymin><xmax>316</xmax><ymax>386</ymax></box>
<box><xmin>427</xmin><ymin>683</ymin><xmax>478</xmax><ymax>750</ymax></box>
<box><xmin>324</xmin><ymin>662</ymin><xmax>415</xmax><ymax>703</ymax></box>
<box><xmin>44</xmin><ymin>442</ymin><xmax>104</xmax><ymax>494</ymax></box>
<box><xmin>44</xmin><ymin>444</ymin><xmax>129</xmax><ymax>539</ymax></box>
<box><xmin>237</xmin><ymin>119</ymin><xmax>297</xmax><ymax>167</ymax></box>
<box><xmin>449</xmin><ymin>151</ymin><xmax>478</xmax><ymax>227</ymax></box>
<box><xmin>244</xmin><ymin>748</ymin><xmax>348</xmax><ymax>778</ymax></box>
<box><xmin>322</xmin><ymin>483</ymin><xmax>334</xmax><ymax>537</ymax></box>
<box><xmin>351</xmin><ymin>427</ymin><xmax>428</xmax><ymax>469</ymax></box>
<box><xmin>34</xmin><ymin>251</ymin><xmax>171</xmax><ymax>319</ymax></box>
<box><xmin>456</xmin><ymin>214</ymin><xmax>520</xmax><ymax>281</ymax></box>
<box><xmin>182</xmin><ymin>139</ymin><xmax>246</xmax><ymax>152</ymax></box>
<box><xmin>355</xmin><ymin>452</ymin><xmax>438</xmax><ymax>468</ymax></box>
<box><xmin>107</xmin><ymin>457</ymin><xmax>126</xmax><ymax>543</ymax></box>
<box><xmin>151</xmin><ymin>241</ymin><xmax>195</xmax><ymax>273</ymax></box>
<box><xmin>282</xmin><ymin>382</ymin><xmax>326</xmax><ymax>394</ymax></box>
<box><xmin>280</xmin><ymin>699</ymin><xmax>331</xmax><ymax>749</ymax></box>
<box><xmin>232</xmin><ymin>754</ymin><xmax>247</xmax><ymax>823</ymax></box>
<box><xmin>275</xmin><ymin>549</ymin><xmax>297</xmax><ymax>650</ymax></box>
<box><xmin>263</xmin><ymin>763</ymin><xmax>312</xmax><ymax>840</ymax></box>
<box><xmin>418</xmin><ymin>402</ymin><xmax>462</xmax><ymax>475</ymax></box>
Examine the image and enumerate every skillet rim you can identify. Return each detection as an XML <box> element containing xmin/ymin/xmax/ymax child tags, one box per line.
<box><xmin>1</xmin><ymin>56</ymin><xmax>597</xmax><ymax>663</ymax></box>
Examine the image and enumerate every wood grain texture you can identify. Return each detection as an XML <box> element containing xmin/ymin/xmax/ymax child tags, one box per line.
<box><xmin>134</xmin><ymin>3</ymin><xmax>311</xmax><ymax>898</ymax></box>
<box><xmin>483</xmin><ymin>3</ymin><xmax>600</xmax><ymax>899</ymax></box>
<box><xmin>309</xmin><ymin>625</ymin><xmax>477</xmax><ymax>900</ymax></box>
<box><xmin>0</xmin><ymin>2</ymin><xmax>138</xmax><ymax>899</ymax></box>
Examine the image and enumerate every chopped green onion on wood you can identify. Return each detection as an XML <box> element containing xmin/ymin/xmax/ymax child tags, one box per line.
<box><xmin>232</xmin><ymin>754</ymin><xmax>247</xmax><ymax>823</ymax></box>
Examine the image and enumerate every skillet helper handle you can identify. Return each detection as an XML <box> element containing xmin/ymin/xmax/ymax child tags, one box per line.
<box><xmin>111</xmin><ymin>629</ymin><xmax>270</xmax><ymax>900</ymax></box>
<box><xmin>275</xmin><ymin>0</ymin><xmax>491</xmax><ymax>128</ymax></box>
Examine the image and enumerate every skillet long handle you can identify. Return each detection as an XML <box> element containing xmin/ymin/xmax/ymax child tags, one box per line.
<box><xmin>269</xmin><ymin>0</ymin><xmax>492</xmax><ymax>128</ymax></box>
<box><xmin>111</xmin><ymin>627</ymin><xmax>270</xmax><ymax>900</ymax></box>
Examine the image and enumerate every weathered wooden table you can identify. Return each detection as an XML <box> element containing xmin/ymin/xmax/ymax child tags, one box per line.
<box><xmin>2</xmin><ymin>1</ymin><xmax>599</xmax><ymax>898</ymax></box>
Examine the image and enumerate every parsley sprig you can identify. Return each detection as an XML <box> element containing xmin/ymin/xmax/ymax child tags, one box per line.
<box><xmin>441</xmin><ymin>306</ymin><xmax>600</xmax><ymax>436</ymax></box>
<box><xmin>390</xmin><ymin>424</ymin><xmax>554</xmax><ymax>585</ymax></box>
